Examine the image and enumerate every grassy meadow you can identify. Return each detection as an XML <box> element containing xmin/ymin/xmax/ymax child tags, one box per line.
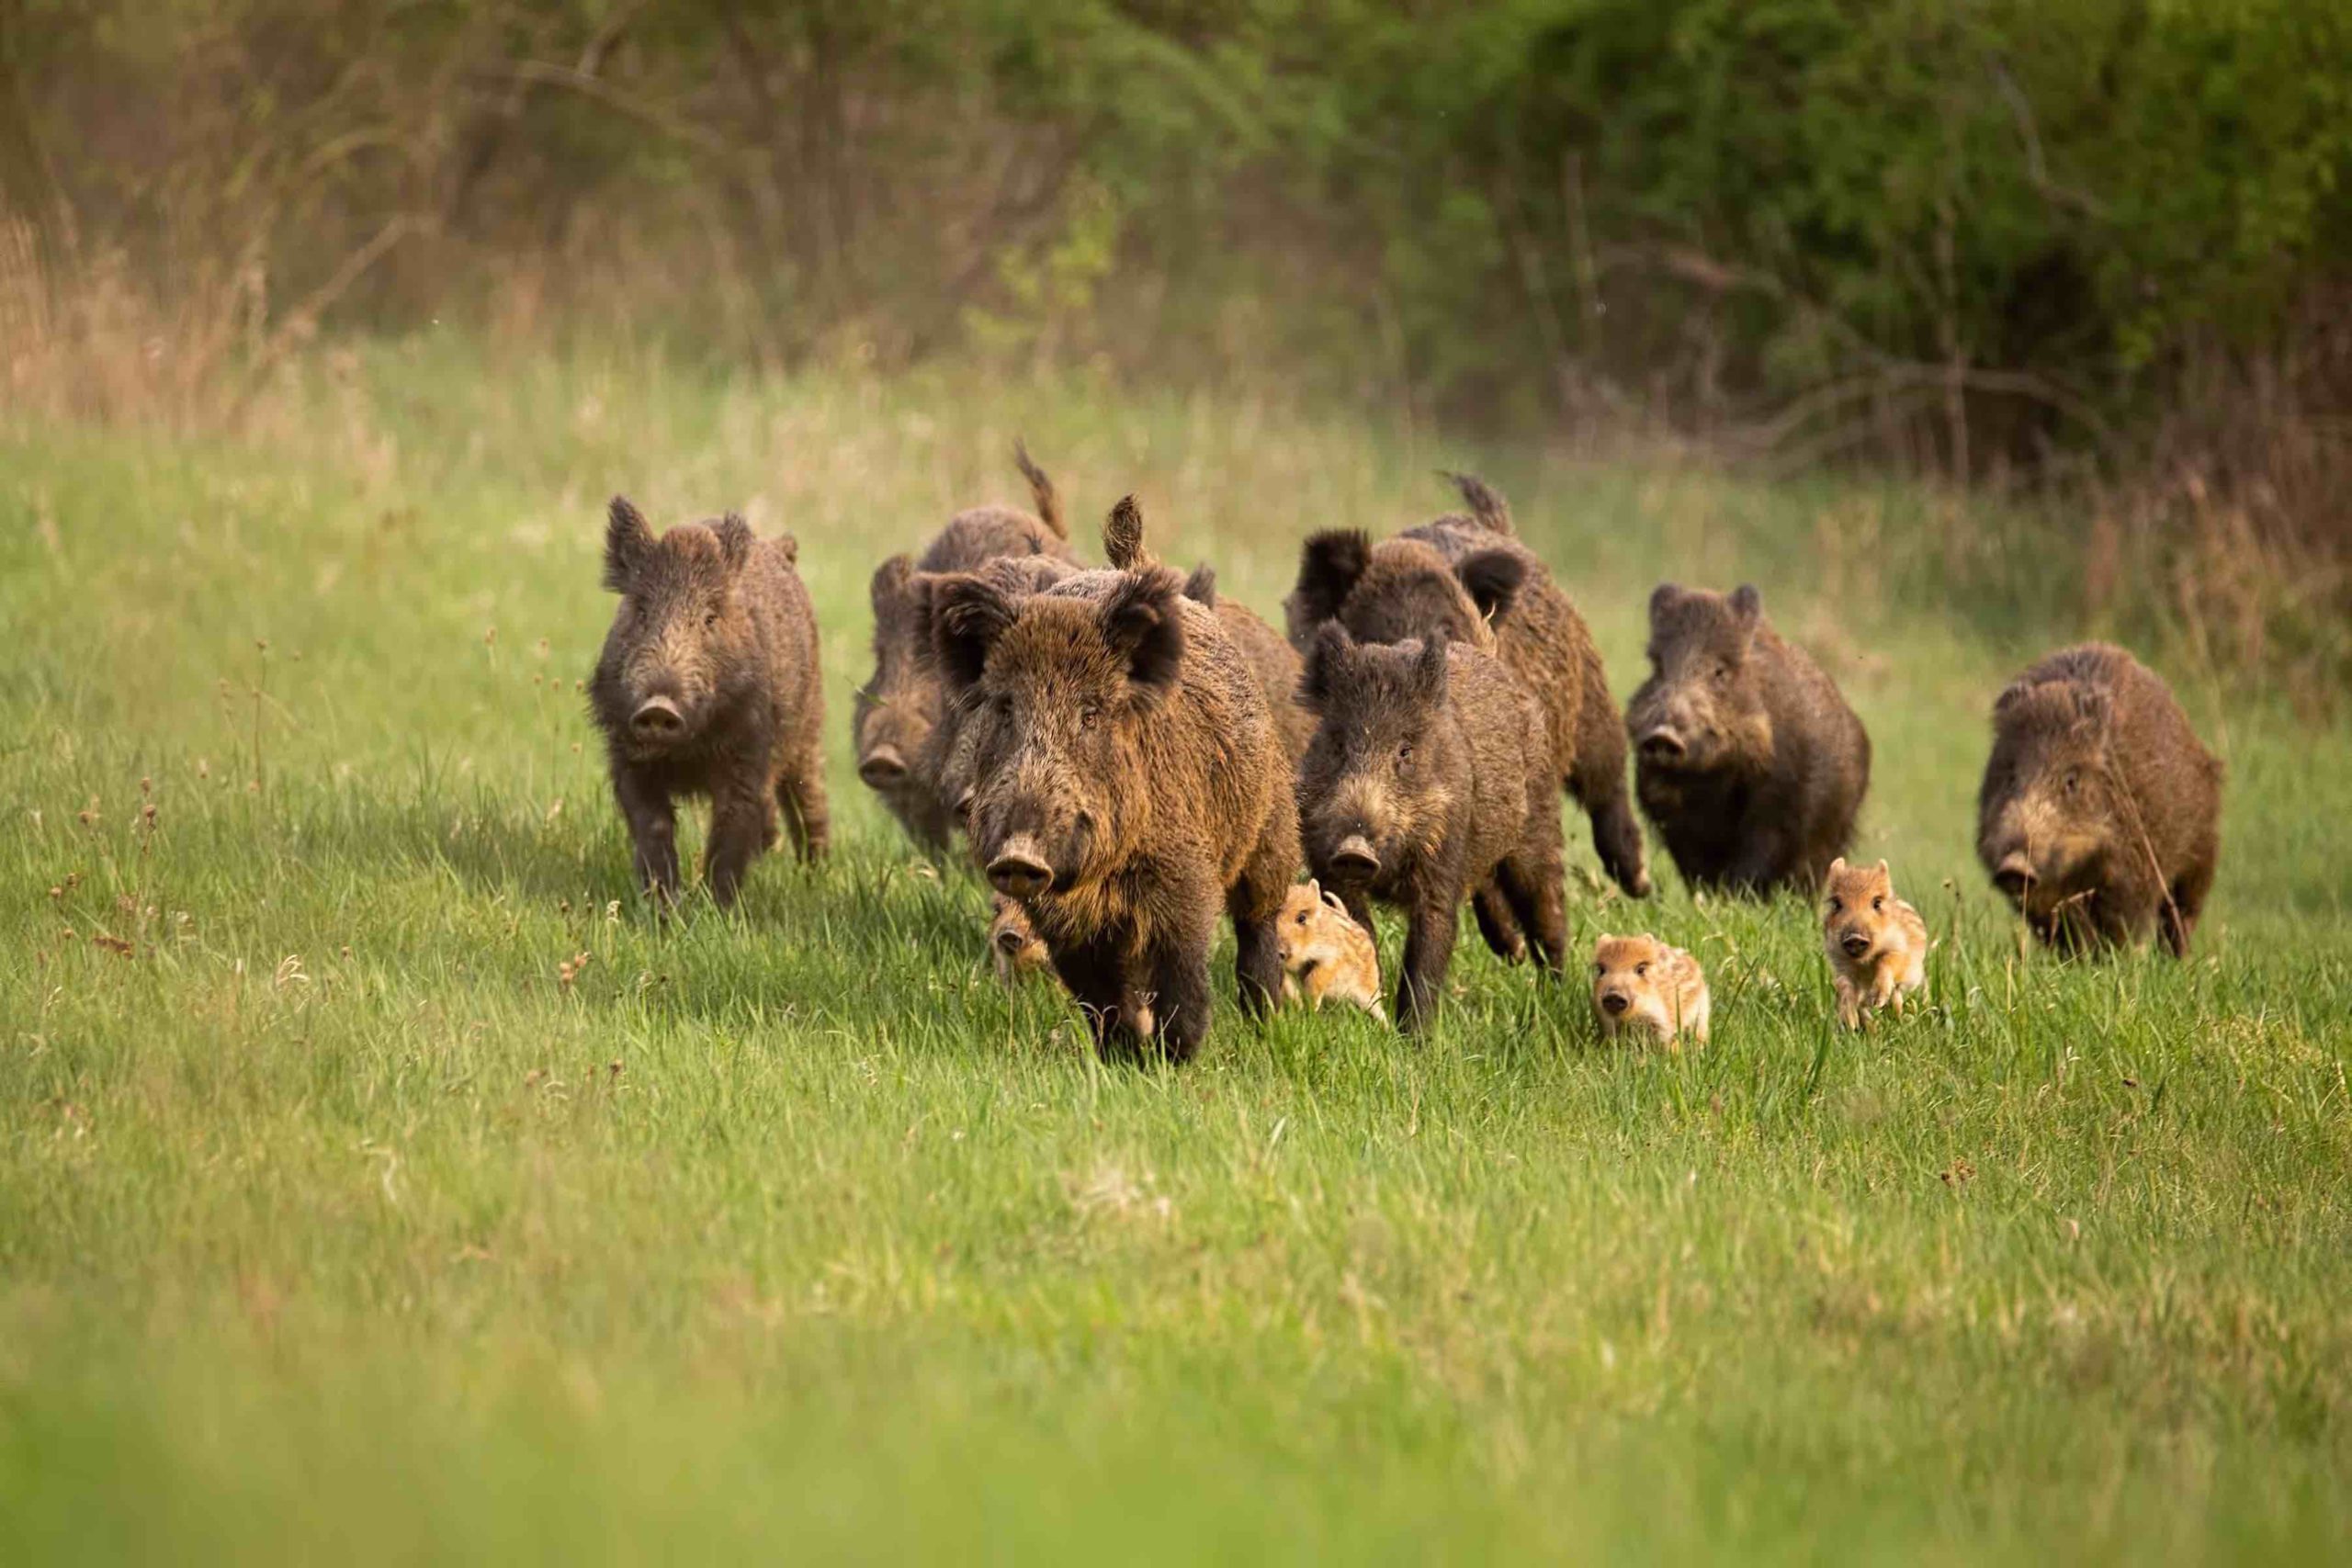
<box><xmin>2</xmin><ymin>337</ymin><xmax>2348</xmax><ymax>1562</ymax></box>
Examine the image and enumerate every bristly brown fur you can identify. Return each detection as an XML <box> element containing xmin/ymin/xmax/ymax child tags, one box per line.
<box><xmin>1626</xmin><ymin>581</ymin><xmax>1870</xmax><ymax>896</ymax></box>
<box><xmin>854</xmin><ymin>455</ymin><xmax>1080</xmax><ymax>852</ymax></box>
<box><xmin>938</xmin><ymin>529</ymin><xmax>1300</xmax><ymax>1065</ymax></box>
<box><xmin>1976</xmin><ymin>642</ymin><xmax>2222</xmax><ymax>955</ymax></box>
<box><xmin>1295</xmin><ymin>626</ymin><xmax>1565</xmax><ymax>1030</ymax></box>
<box><xmin>589</xmin><ymin>497</ymin><xmax>828</xmax><ymax>908</ymax></box>
<box><xmin>1283</xmin><ymin>475</ymin><xmax>1648</xmax><ymax>902</ymax></box>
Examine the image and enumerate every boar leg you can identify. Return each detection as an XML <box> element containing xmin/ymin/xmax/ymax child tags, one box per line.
<box><xmin>1396</xmin><ymin>892</ymin><xmax>1461</xmax><ymax>1032</ymax></box>
<box><xmin>2161</xmin><ymin>856</ymin><xmax>2215</xmax><ymax>959</ymax></box>
<box><xmin>1492</xmin><ymin>852</ymin><xmax>1567</xmax><ymax>973</ymax></box>
<box><xmin>1147</xmin><ymin>935</ymin><xmax>1217</xmax><ymax>1065</ymax></box>
<box><xmin>777</xmin><ymin>745</ymin><xmax>831</xmax><ymax>863</ymax></box>
<box><xmin>1573</xmin><ymin>769</ymin><xmax>1653</xmax><ymax>900</ymax></box>
<box><xmin>1720</xmin><ymin>816</ymin><xmax>1792</xmax><ymax>897</ymax></box>
<box><xmin>614</xmin><ymin>768</ymin><xmax>681</xmax><ymax>907</ymax></box>
<box><xmin>1471</xmin><ymin>886</ymin><xmax>1528</xmax><ymax>964</ymax></box>
<box><xmin>1051</xmin><ymin>936</ymin><xmax>1148</xmax><ymax>1061</ymax></box>
<box><xmin>1227</xmin><ymin>824</ymin><xmax>1295</xmax><ymax>1021</ymax></box>
<box><xmin>704</xmin><ymin>774</ymin><xmax>778</xmax><ymax>909</ymax></box>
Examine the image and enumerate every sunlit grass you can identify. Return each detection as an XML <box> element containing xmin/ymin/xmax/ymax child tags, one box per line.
<box><xmin>1</xmin><ymin>338</ymin><xmax>2346</xmax><ymax>1562</ymax></box>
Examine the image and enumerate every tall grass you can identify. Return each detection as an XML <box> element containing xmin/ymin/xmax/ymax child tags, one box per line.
<box><xmin>0</xmin><ymin>337</ymin><xmax>2346</xmax><ymax>1562</ymax></box>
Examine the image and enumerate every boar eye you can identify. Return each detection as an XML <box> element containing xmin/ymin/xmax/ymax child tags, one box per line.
<box><xmin>1871</xmin><ymin>896</ymin><xmax>1884</xmax><ymax>912</ymax></box>
<box><xmin>1826</xmin><ymin>897</ymin><xmax>1841</xmax><ymax>915</ymax></box>
<box><xmin>1079</xmin><ymin>704</ymin><xmax>1102</xmax><ymax>731</ymax></box>
<box><xmin>1634</xmin><ymin>962</ymin><xmax>1649</xmax><ymax>977</ymax></box>
<box><xmin>1712</xmin><ymin>662</ymin><xmax>1733</xmax><ymax>685</ymax></box>
<box><xmin>1592</xmin><ymin>964</ymin><xmax>1606</xmax><ymax>976</ymax></box>
<box><xmin>1396</xmin><ymin>741</ymin><xmax>1413</xmax><ymax>764</ymax></box>
<box><xmin>1295</xmin><ymin>908</ymin><xmax>1311</xmax><ymax>925</ymax></box>
<box><xmin>2063</xmin><ymin>769</ymin><xmax>2080</xmax><ymax>795</ymax></box>
<box><xmin>704</xmin><ymin>604</ymin><xmax>723</xmax><ymax>629</ymax></box>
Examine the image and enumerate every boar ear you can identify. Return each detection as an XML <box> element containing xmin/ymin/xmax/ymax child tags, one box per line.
<box><xmin>1730</xmin><ymin>584</ymin><xmax>1763</xmax><ymax>624</ymax></box>
<box><xmin>1103</xmin><ymin>495</ymin><xmax>1148</xmax><ymax>572</ymax></box>
<box><xmin>1292</xmin><ymin>530</ymin><xmax>1372</xmax><ymax>631</ymax></box>
<box><xmin>1873</xmin><ymin>858</ymin><xmax>1890</xmax><ymax>878</ymax></box>
<box><xmin>1100</xmin><ymin>567</ymin><xmax>1186</xmax><ymax>694</ymax></box>
<box><xmin>773</xmin><ymin>532</ymin><xmax>799</xmax><ymax>567</ymax></box>
<box><xmin>1301</xmin><ymin>622</ymin><xmax>1352</xmax><ymax>709</ymax></box>
<box><xmin>933</xmin><ymin>573</ymin><xmax>1018</xmax><ymax>692</ymax></box>
<box><xmin>604</xmin><ymin>497</ymin><xmax>655</xmax><ymax>592</ymax></box>
<box><xmin>1411</xmin><ymin>631</ymin><xmax>1452</xmax><ymax>701</ymax></box>
<box><xmin>1455</xmin><ymin>549</ymin><xmax>1526</xmax><ymax>628</ymax></box>
<box><xmin>713</xmin><ymin>513</ymin><xmax>754</xmax><ymax>576</ymax></box>
<box><xmin>1182</xmin><ymin>563</ymin><xmax>1217</xmax><ymax>606</ymax></box>
<box><xmin>871</xmin><ymin>553</ymin><xmax>913</xmax><ymax>613</ymax></box>
<box><xmin>1826</xmin><ymin>856</ymin><xmax>1847</xmax><ymax>881</ymax></box>
<box><xmin>1646</xmin><ymin>582</ymin><xmax>1683</xmax><ymax>626</ymax></box>
<box><xmin>2071</xmin><ymin>684</ymin><xmax>2112</xmax><ymax>734</ymax></box>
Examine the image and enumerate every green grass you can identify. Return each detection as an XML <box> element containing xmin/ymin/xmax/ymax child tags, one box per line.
<box><xmin>3</xmin><ymin>336</ymin><xmax>2347</xmax><ymax>1562</ymax></box>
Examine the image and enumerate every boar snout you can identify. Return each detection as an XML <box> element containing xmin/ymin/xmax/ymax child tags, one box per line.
<box><xmin>1839</xmin><ymin>930</ymin><xmax>1873</xmax><ymax>958</ymax></box>
<box><xmin>988</xmin><ymin>832</ymin><xmax>1056</xmax><ymax>898</ymax></box>
<box><xmin>1637</xmin><ymin>725</ymin><xmax>1688</xmax><ymax>762</ymax></box>
<box><xmin>1600</xmin><ymin>988</ymin><xmax>1631</xmax><ymax>1016</ymax></box>
<box><xmin>994</xmin><ymin>923</ymin><xmax>1031</xmax><ymax>955</ymax></box>
<box><xmin>858</xmin><ymin>746</ymin><xmax>910</xmax><ymax>787</ymax></box>
<box><xmin>1327</xmin><ymin>833</ymin><xmax>1381</xmax><ymax>881</ymax></box>
<box><xmin>1993</xmin><ymin>852</ymin><xmax>2036</xmax><ymax>897</ymax></box>
<box><xmin>630</xmin><ymin>695</ymin><xmax>685</xmax><ymax>741</ymax></box>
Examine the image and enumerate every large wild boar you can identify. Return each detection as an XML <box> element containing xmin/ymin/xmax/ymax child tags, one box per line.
<box><xmin>933</xmin><ymin>527</ymin><xmax>1299</xmax><ymax>1063</ymax></box>
<box><xmin>590</xmin><ymin>498</ymin><xmax>827</xmax><ymax>907</ymax></box>
<box><xmin>1296</xmin><ymin>625</ymin><xmax>1566</xmax><ymax>1030</ymax></box>
<box><xmin>854</xmin><ymin>444</ymin><xmax>1076</xmax><ymax>850</ymax></box>
<box><xmin>1976</xmin><ymin>643</ymin><xmax>2222</xmax><ymax>955</ymax></box>
<box><xmin>1626</xmin><ymin>583</ymin><xmax>1869</xmax><ymax>896</ymax></box>
<box><xmin>1283</xmin><ymin>473</ymin><xmax>1648</xmax><ymax>901</ymax></box>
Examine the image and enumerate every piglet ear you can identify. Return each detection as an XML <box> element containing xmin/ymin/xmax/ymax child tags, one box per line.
<box><xmin>1455</xmin><ymin>549</ymin><xmax>1526</xmax><ymax>628</ymax></box>
<box><xmin>1304</xmin><ymin>876</ymin><xmax>1321</xmax><ymax>899</ymax></box>
<box><xmin>713</xmin><ymin>514</ymin><xmax>754</xmax><ymax>576</ymax></box>
<box><xmin>1730</xmin><ymin>583</ymin><xmax>1763</xmax><ymax>623</ymax></box>
<box><xmin>1873</xmin><ymin>858</ymin><xmax>1890</xmax><ymax>878</ymax></box>
<box><xmin>1300</xmin><ymin>621</ymin><xmax>1353</xmax><ymax>710</ymax></box>
<box><xmin>1826</xmin><ymin>856</ymin><xmax>1848</xmax><ymax>881</ymax></box>
<box><xmin>933</xmin><ymin>573</ymin><xmax>1019</xmax><ymax>693</ymax></box>
<box><xmin>1287</xmin><ymin>530</ymin><xmax>1372</xmax><ymax>648</ymax></box>
<box><xmin>604</xmin><ymin>496</ymin><xmax>655</xmax><ymax>592</ymax></box>
<box><xmin>1412</xmin><ymin>630</ymin><xmax>1451</xmax><ymax>700</ymax></box>
<box><xmin>1100</xmin><ymin>566</ymin><xmax>1186</xmax><ymax>694</ymax></box>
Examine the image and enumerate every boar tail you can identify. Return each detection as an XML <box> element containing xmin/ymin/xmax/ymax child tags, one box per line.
<box><xmin>1441</xmin><ymin>471</ymin><xmax>1514</xmax><ymax>535</ymax></box>
<box><xmin>1103</xmin><ymin>494</ymin><xmax>1157</xmax><ymax>572</ymax></box>
<box><xmin>1182</xmin><ymin>563</ymin><xmax>1217</xmax><ymax>606</ymax></box>
<box><xmin>1013</xmin><ymin>439</ymin><xmax>1066</xmax><ymax>538</ymax></box>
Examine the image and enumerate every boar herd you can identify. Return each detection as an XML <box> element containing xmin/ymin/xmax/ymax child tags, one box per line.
<box><xmin>588</xmin><ymin>450</ymin><xmax>2225</xmax><ymax>1063</ymax></box>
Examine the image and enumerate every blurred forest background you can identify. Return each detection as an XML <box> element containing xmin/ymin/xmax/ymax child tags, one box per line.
<box><xmin>2</xmin><ymin>0</ymin><xmax>2346</xmax><ymax>682</ymax></box>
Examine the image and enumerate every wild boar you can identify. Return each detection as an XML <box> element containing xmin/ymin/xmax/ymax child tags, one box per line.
<box><xmin>1295</xmin><ymin>626</ymin><xmax>1566</xmax><ymax>1030</ymax></box>
<box><xmin>1283</xmin><ymin>473</ymin><xmax>1649</xmax><ymax>901</ymax></box>
<box><xmin>1589</xmin><ymin>933</ymin><xmax>1711</xmax><ymax>1047</ymax></box>
<box><xmin>933</xmin><ymin>529</ymin><xmax>1299</xmax><ymax>1063</ymax></box>
<box><xmin>589</xmin><ymin>498</ymin><xmax>827</xmax><ymax>907</ymax></box>
<box><xmin>1627</xmin><ymin>583</ymin><xmax>1870</xmax><ymax>896</ymax></box>
<box><xmin>989</xmin><ymin>894</ymin><xmax>1052</xmax><ymax>982</ymax></box>
<box><xmin>1820</xmin><ymin>856</ymin><xmax>1928</xmax><ymax>1028</ymax></box>
<box><xmin>854</xmin><ymin>444</ymin><xmax>1076</xmax><ymax>851</ymax></box>
<box><xmin>1276</xmin><ymin>879</ymin><xmax>1385</xmax><ymax>1019</ymax></box>
<box><xmin>1976</xmin><ymin>643</ymin><xmax>2222</xmax><ymax>956</ymax></box>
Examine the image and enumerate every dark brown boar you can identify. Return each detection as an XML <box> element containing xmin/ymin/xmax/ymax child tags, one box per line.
<box><xmin>1976</xmin><ymin>643</ymin><xmax>2222</xmax><ymax>956</ymax></box>
<box><xmin>854</xmin><ymin>444</ymin><xmax>1076</xmax><ymax>851</ymax></box>
<box><xmin>590</xmin><ymin>498</ymin><xmax>827</xmax><ymax>907</ymax></box>
<box><xmin>1283</xmin><ymin>473</ymin><xmax>1649</xmax><ymax>900</ymax></box>
<box><xmin>933</xmin><ymin>524</ymin><xmax>1299</xmax><ymax>1064</ymax></box>
<box><xmin>1625</xmin><ymin>583</ymin><xmax>1870</xmax><ymax>896</ymax></box>
<box><xmin>1295</xmin><ymin>625</ymin><xmax>1566</xmax><ymax>1030</ymax></box>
